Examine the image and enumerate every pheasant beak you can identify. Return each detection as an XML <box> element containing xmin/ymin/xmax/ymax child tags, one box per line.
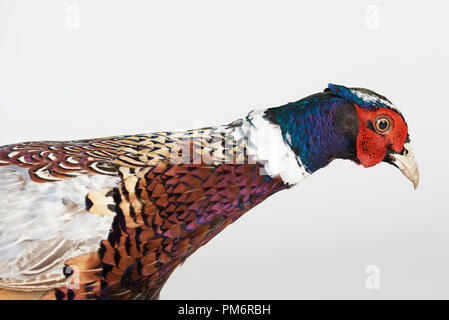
<box><xmin>385</xmin><ymin>142</ymin><xmax>419</xmax><ymax>189</ymax></box>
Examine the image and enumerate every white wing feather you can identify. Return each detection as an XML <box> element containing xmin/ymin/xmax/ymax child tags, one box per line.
<box><xmin>0</xmin><ymin>165</ymin><xmax>118</xmax><ymax>290</ymax></box>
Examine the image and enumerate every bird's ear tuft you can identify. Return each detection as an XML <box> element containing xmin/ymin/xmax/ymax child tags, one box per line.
<box><xmin>326</xmin><ymin>83</ymin><xmax>353</xmax><ymax>100</ymax></box>
<box><xmin>326</xmin><ymin>83</ymin><xmax>383</xmax><ymax>111</ymax></box>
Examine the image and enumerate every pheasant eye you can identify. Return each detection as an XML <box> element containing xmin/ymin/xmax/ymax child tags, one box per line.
<box><xmin>375</xmin><ymin>116</ymin><xmax>390</xmax><ymax>133</ymax></box>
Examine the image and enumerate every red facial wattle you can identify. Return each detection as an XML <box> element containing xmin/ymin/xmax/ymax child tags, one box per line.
<box><xmin>354</xmin><ymin>104</ymin><xmax>408</xmax><ymax>167</ymax></box>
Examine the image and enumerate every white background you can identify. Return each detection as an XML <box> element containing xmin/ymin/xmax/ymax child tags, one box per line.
<box><xmin>0</xmin><ymin>0</ymin><xmax>448</xmax><ymax>299</ymax></box>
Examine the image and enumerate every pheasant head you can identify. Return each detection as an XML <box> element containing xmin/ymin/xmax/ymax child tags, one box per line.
<box><xmin>264</xmin><ymin>83</ymin><xmax>419</xmax><ymax>189</ymax></box>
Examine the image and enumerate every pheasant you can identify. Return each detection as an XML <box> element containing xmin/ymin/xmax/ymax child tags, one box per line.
<box><xmin>0</xmin><ymin>84</ymin><xmax>419</xmax><ymax>300</ymax></box>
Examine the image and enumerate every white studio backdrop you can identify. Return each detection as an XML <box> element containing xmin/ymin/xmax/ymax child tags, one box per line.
<box><xmin>0</xmin><ymin>0</ymin><xmax>448</xmax><ymax>299</ymax></box>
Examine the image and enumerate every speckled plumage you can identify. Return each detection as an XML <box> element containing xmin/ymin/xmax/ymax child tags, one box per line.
<box><xmin>0</xmin><ymin>84</ymin><xmax>418</xmax><ymax>299</ymax></box>
<box><xmin>0</xmin><ymin>120</ymin><xmax>292</xmax><ymax>299</ymax></box>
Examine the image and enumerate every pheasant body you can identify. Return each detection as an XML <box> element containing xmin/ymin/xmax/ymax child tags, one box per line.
<box><xmin>0</xmin><ymin>114</ymin><xmax>297</xmax><ymax>299</ymax></box>
<box><xmin>0</xmin><ymin>84</ymin><xmax>419</xmax><ymax>299</ymax></box>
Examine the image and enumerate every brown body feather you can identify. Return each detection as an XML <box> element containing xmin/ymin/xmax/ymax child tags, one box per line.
<box><xmin>0</xmin><ymin>125</ymin><xmax>286</xmax><ymax>299</ymax></box>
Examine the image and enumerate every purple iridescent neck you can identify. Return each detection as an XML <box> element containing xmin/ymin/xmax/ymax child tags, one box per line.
<box><xmin>264</xmin><ymin>91</ymin><xmax>358</xmax><ymax>173</ymax></box>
